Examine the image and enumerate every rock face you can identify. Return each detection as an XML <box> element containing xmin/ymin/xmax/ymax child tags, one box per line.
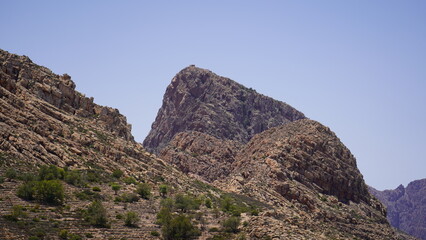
<box><xmin>160</xmin><ymin>131</ymin><xmax>242</xmax><ymax>182</ymax></box>
<box><xmin>143</xmin><ymin>65</ymin><xmax>305</xmax><ymax>153</ymax></box>
<box><xmin>230</xmin><ymin>119</ymin><xmax>369</xmax><ymax>204</ymax></box>
<box><xmin>370</xmin><ymin>179</ymin><xmax>426</xmax><ymax>240</ymax></box>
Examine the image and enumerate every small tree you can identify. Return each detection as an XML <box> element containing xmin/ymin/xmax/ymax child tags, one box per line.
<box><xmin>35</xmin><ymin>180</ymin><xmax>64</xmax><ymax>205</ymax></box>
<box><xmin>124</xmin><ymin>211</ymin><xmax>139</xmax><ymax>227</ymax></box>
<box><xmin>222</xmin><ymin>216</ymin><xmax>240</xmax><ymax>233</ymax></box>
<box><xmin>162</xmin><ymin>214</ymin><xmax>200</xmax><ymax>240</ymax></box>
<box><xmin>111</xmin><ymin>184</ymin><xmax>121</xmax><ymax>195</ymax></box>
<box><xmin>17</xmin><ymin>181</ymin><xmax>37</xmax><ymax>200</ymax></box>
<box><xmin>38</xmin><ymin>165</ymin><xmax>64</xmax><ymax>180</ymax></box>
<box><xmin>175</xmin><ymin>194</ymin><xmax>199</xmax><ymax>213</ymax></box>
<box><xmin>84</xmin><ymin>200</ymin><xmax>109</xmax><ymax>228</ymax></box>
<box><xmin>136</xmin><ymin>183</ymin><xmax>151</xmax><ymax>199</ymax></box>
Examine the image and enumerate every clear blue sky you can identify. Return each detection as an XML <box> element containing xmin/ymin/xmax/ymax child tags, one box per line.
<box><xmin>1</xmin><ymin>1</ymin><xmax>425</xmax><ymax>190</ymax></box>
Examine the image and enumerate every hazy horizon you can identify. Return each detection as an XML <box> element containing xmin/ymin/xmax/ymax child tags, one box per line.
<box><xmin>1</xmin><ymin>1</ymin><xmax>425</xmax><ymax>191</ymax></box>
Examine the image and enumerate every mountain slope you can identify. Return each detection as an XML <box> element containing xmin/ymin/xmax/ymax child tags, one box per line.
<box><xmin>143</xmin><ymin>65</ymin><xmax>305</xmax><ymax>153</ymax></box>
<box><xmin>370</xmin><ymin>179</ymin><xmax>426</xmax><ymax>240</ymax></box>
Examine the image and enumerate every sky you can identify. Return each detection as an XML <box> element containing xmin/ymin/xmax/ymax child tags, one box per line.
<box><xmin>1</xmin><ymin>1</ymin><xmax>425</xmax><ymax>190</ymax></box>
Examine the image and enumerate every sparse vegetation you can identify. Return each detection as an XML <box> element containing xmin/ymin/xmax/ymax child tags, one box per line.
<box><xmin>174</xmin><ymin>194</ymin><xmax>200</xmax><ymax>212</ymax></box>
<box><xmin>17</xmin><ymin>180</ymin><xmax>64</xmax><ymax>204</ymax></box>
<box><xmin>112</xmin><ymin>169</ymin><xmax>123</xmax><ymax>179</ymax></box>
<box><xmin>111</xmin><ymin>183</ymin><xmax>121</xmax><ymax>195</ymax></box>
<box><xmin>159</xmin><ymin>184</ymin><xmax>168</xmax><ymax>197</ymax></box>
<box><xmin>222</xmin><ymin>216</ymin><xmax>240</xmax><ymax>233</ymax></box>
<box><xmin>3</xmin><ymin>205</ymin><xmax>27</xmax><ymax>221</ymax></box>
<box><xmin>136</xmin><ymin>183</ymin><xmax>151</xmax><ymax>199</ymax></box>
<box><xmin>120</xmin><ymin>192</ymin><xmax>139</xmax><ymax>203</ymax></box>
<box><xmin>83</xmin><ymin>200</ymin><xmax>109</xmax><ymax>228</ymax></box>
<box><xmin>123</xmin><ymin>176</ymin><xmax>137</xmax><ymax>185</ymax></box>
<box><xmin>124</xmin><ymin>211</ymin><xmax>139</xmax><ymax>227</ymax></box>
<box><xmin>36</xmin><ymin>180</ymin><xmax>64</xmax><ymax>204</ymax></box>
<box><xmin>161</xmin><ymin>214</ymin><xmax>200</xmax><ymax>240</ymax></box>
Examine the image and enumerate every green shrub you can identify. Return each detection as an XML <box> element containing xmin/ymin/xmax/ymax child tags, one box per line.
<box><xmin>174</xmin><ymin>194</ymin><xmax>199</xmax><ymax>212</ymax></box>
<box><xmin>159</xmin><ymin>184</ymin><xmax>168</xmax><ymax>197</ymax></box>
<box><xmin>0</xmin><ymin>176</ymin><xmax>4</xmax><ymax>183</ymax></box>
<box><xmin>124</xmin><ymin>211</ymin><xmax>139</xmax><ymax>227</ymax></box>
<box><xmin>3</xmin><ymin>205</ymin><xmax>27</xmax><ymax>221</ymax></box>
<box><xmin>59</xmin><ymin>229</ymin><xmax>68</xmax><ymax>239</ymax></box>
<box><xmin>111</xmin><ymin>184</ymin><xmax>121</xmax><ymax>195</ymax></box>
<box><xmin>84</xmin><ymin>200</ymin><xmax>109</xmax><ymax>228</ymax></box>
<box><xmin>86</xmin><ymin>170</ymin><xmax>102</xmax><ymax>183</ymax></box>
<box><xmin>64</xmin><ymin>170</ymin><xmax>84</xmax><ymax>186</ymax></box>
<box><xmin>205</xmin><ymin>198</ymin><xmax>212</xmax><ymax>208</ymax></box>
<box><xmin>18</xmin><ymin>172</ymin><xmax>37</xmax><ymax>182</ymax></box>
<box><xmin>17</xmin><ymin>180</ymin><xmax>64</xmax><ymax>204</ymax></box>
<box><xmin>123</xmin><ymin>177</ymin><xmax>137</xmax><ymax>185</ymax></box>
<box><xmin>150</xmin><ymin>231</ymin><xmax>160</xmax><ymax>237</ymax></box>
<box><xmin>121</xmin><ymin>193</ymin><xmax>139</xmax><ymax>203</ymax></box>
<box><xmin>220</xmin><ymin>196</ymin><xmax>234</xmax><ymax>213</ymax></box>
<box><xmin>162</xmin><ymin>214</ymin><xmax>200</xmax><ymax>240</ymax></box>
<box><xmin>39</xmin><ymin>165</ymin><xmax>64</xmax><ymax>180</ymax></box>
<box><xmin>135</xmin><ymin>183</ymin><xmax>151</xmax><ymax>199</ymax></box>
<box><xmin>222</xmin><ymin>216</ymin><xmax>240</xmax><ymax>233</ymax></box>
<box><xmin>17</xmin><ymin>181</ymin><xmax>37</xmax><ymax>200</ymax></box>
<box><xmin>112</xmin><ymin>169</ymin><xmax>123</xmax><ymax>179</ymax></box>
<box><xmin>5</xmin><ymin>168</ymin><xmax>17</xmax><ymax>179</ymax></box>
<box><xmin>69</xmin><ymin>234</ymin><xmax>82</xmax><ymax>240</ymax></box>
<box><xmin>92</xmin><ymin>186</ymin><xmax>101</xmax><ymax>192</ymax></box>
<box><xmin>35</xmin><ymin>180</ymin><xmax>64</xmax><ymax>205</ymax></box>
<box><xmin>75</xmin><ymin>189</ymin><xmax>103</xmax><ymax>201</ymax></box>
<box><xmin>156</xmin><ymin>206</ymin><xmax>172</xmax><ymax>226</ymax></box>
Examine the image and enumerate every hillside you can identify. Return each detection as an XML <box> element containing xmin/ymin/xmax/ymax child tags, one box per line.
<box><xmin>370</xmin><ymin>179</ymin><xmax>426</xmax><ymax>240</ymax></box>
<box><xmin>0</xmin><ymin>49</ymin><xmax>268</xmax><ymax>240</ymax></box>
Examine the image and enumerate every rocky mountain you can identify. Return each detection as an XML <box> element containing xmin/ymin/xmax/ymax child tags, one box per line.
<box><xmin>143</xmin><ymin>65</ymin><xmax>305</xmax><ymax>154</ymax></box>
<box><xmin>369</xmin><ymin>179</ymin><xmax>426</xmax><ymax>240</ymax></box>
<box><xmin>0</xmin><ymin>49</ymin><xmax>416</xmax><ymax>240</ymax></box>
<box><xmin>148</xmin><ymin>65</ymin><xmax>416</xmax><ymax>239</ymax></box>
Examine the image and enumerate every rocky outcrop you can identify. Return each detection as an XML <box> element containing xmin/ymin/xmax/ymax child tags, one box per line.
<box><xmin>160</xmin><ymin>131</ymin><xmax>242</xmax><ymax>182</ymax></box>
<box><xmin>370</xmin><ymin>179</ymin><xmax>426</xmax><ymax>240</ymax></box>
<box><xmin>143</xmin><ymin>65</ymin><xmax>305</xmax><ymax>153</ymax></box>
<box><xmin>229</xmin><ymin>119</ymin><xmax>370</xmax><ymax>204</ymax></box>
<box><xmin>0</xmin><ymin>49</ymin><xmax>133</xmax><ymax>142</ymax></box>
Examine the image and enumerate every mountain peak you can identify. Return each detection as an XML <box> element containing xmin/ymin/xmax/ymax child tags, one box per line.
<box><xmin>143</xmin><ymin>67</ymin><xmax>305</xmax><ymax>153</ymax></box>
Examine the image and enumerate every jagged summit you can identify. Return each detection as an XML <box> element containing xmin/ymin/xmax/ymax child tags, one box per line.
<box><xmin>143</xmin><ymin>65</ymin><xmax>305</xmax><ymax>153</ymax></box>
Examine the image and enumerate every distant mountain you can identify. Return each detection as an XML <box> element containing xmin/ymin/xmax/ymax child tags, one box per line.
<box><xmin>370</xmin><ymin>179</ymin><xmax>426</xmax><ymax>240</ymax></box>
